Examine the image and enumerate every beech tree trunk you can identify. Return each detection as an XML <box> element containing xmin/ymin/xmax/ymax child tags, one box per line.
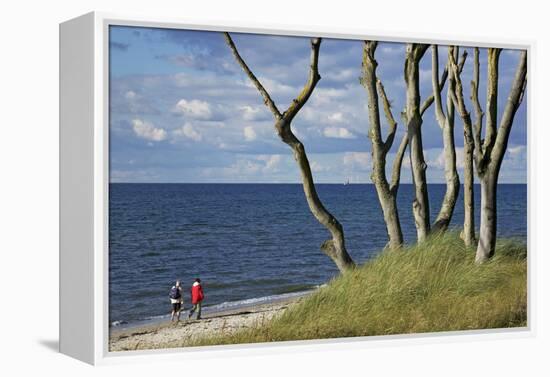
<box><xmin>360</xmin><ymin>41</ymin><xmax>404</xmax><ymax>249</ymax></box>
<box><xmin>224</xmin><ymin>33</ymin><xmax>355</xmax><ymax>272</ymax></box>
<box><xmin>462</xmin><ymin>48</ymin><xmax>481</xmax><ymax>247</ymax></box>
<box><xmin>462</xmin><ymin>119</ymin><xmax>476</xmax><ymax>247</ymax></box>
<box><xmin>404</xmin><ymin>44</ymin><xmax>430</xmax><ymax>242</ymax></box>
<box><xmin>477</xmin><ymin>171</ymin><xmax>498</xmax><ymax>260</ymax></box>
<box><xmin>431</xmin><ymin>46</ymin><xmax>462</xmax><ymax>233</ymax></box>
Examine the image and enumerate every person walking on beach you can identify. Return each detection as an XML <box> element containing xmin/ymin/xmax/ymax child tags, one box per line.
<box><xmin>188</xmin><ymin>278</ymin><xmax>204</xmax><ymax>320</ymax></box>
<box><xmin>169</xmin><ymin>280</ymin><xmax>183</xmax><ymax>322</ymax></box>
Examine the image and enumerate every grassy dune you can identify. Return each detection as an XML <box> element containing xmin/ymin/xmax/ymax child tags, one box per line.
<box><xmin>187</xmin><ymin>232</ymin><xmax>527</xmax><ymax>347</ymax></box>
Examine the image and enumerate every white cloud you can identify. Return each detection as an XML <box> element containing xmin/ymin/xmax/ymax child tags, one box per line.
<box><xmin>240</xmin><ymin>105</ymin><xmax>268</xmax><ymax>121</ymax></box>
<box><xmin>125</xmin><ymin>90</ymin><xmax>137</xmax><ymax>100</ymax></box>
<box><xmin>508</xmin><ymin>145</ymin><xmax>525</xmax><ymax>156</ymax></box>
<box><xmin>253</xmin><ymin>77</ymin><xmax>296</xmax><ymax>95</ymax></box>
<box><xmin>174</xmin><ymin>123</ymin><xmax>202</xmax><ymax>142</ymax></box>
<box><xmin>132</xmin><ymin>119</ymin><xmax>167</xmax><ymax>142</ymax></box>
<box><xmin>324</xmin><ymin>69</ymin><xmax>355</xmax><ymax>82</ymax></box>
<box><xmin>310</xmin><ymin>161</ymin><xmax>329</xmax><ymax>173</ymax></box>
<box><xmin>504</xmin><ymin>145</ymin><xmax>527</xmax><ymax>169</ymax></box>
<box><xmin>430</xmin><ymin>147</ymin><xmax>465</xmax><ymax>170</ymax></box>
<box><xmin>380</xmin><ymin>45</ymin><xmax>405</xmax><ymax>55</ymax></box>
<box><xmin>174</xmin><ymin>99</ymin><xmax>212</xmax><ymax>119</ymax></box>
<box><xmin>343</xmin><ymin>152</ymin><xmax>370</xmax><ymax>170</ymax></box>
<box><xmin>312</xmin><ymin>88</ymin><xmax>348</xmax><ymax>106</ymax></box>
<box><xmin>244</xmin><ymin>126</ymin><xmax>257</xmax><ymax>141</ymax></box>
<box><xmin>328</xmin><ymin>112</ymin><xmax>346</xmax><ymax>123</ymax></box>
<box><xmin>257</xmin><ymin>154</ymin><xmax>282</xmax><ymax>172</ymax></box>
<box><xmin>323</xmin><ymin>127</ymin><xmax>356</xmax><ymax>139</ymax></box>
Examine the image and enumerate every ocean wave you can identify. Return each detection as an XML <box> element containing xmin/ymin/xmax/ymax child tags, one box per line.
<box><xmin>206</xmin><ymin>289</ymin><xmax>314</xmax><ymax>312</ymax></box>
<box><xmin>110</xmin><ymin>320</ymin><xmax>128</xmax><ymax>327</ymax></box>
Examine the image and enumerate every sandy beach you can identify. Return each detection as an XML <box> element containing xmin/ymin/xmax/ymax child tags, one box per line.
<box><xmin>109</xmin><ymin>296</ymin><xmax>303</xmax><ymax>352</ymax></box>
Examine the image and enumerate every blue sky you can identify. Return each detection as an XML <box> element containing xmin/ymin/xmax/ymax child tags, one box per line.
<box><xmin>109</xmin><ymin>26</ymin><xmax>527</xmax><ymax>183</ymax></box>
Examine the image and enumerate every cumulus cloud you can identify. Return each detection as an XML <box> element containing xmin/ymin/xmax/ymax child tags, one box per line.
<box><xmin>310</xmin><ymin>161</ymin><xmax>329</xmax><ymax>173</ymax></box>
<box><xmin>252</xmin><ymin>77</ymin><xmax>296</xmax><ymax>96</ymax></box>
<box><xmin>328</xmin><ymin>112</ymin><xmax>346</xmax><ymax>123</ymax></box>
<box><xmin>132</xmin><ymin>119</ymin><xmax>167</xmax><ymax>141</ymax></box>
<box><xmin>324</xmin><ymin>69</ymin><xmax>355</xmax><ymax>83</ymax></box>
<box><xmin>174</xmin><ymin>123</ymin><xmax>202</xmax><ymax>142</ymax></box>
<box><xmin>244</xmin><ymin>126</ymin><xmax>257</xmax><ymax>141</ymax></box>
<box><xmin>323</xmin><ymin>127</ymin><xmax>356</xmax><ymax>139</ymax></box>
<box><xmin>312</xmin><ymin>87</ymin><xmax>348</xmax><ymax>106</ymax></box>
<box><xmin>380</xmin><ymin>44</ymin><xmax>405</xmax><ymax>55</ymax></box>
<box><xmin>240</xmin><ymin>105</ymin><xmax>269</xmax><ymax>121</ymax></box>
<box><xmin>430</xmin><ymin>147</ymin><xmax>465</xmax><ymax>170</ymax></box>
<box><xmin>508</xmin><ymin>145</ymin><xmax>525</xmax><ymax>156</ymax></box>
<box><xmin>343</xmin><ymin>152</ymin><xmax>370</xmax><ymax>170</ymax></box>
<box><xmin>110</xmin><ymin>27</ymin><xmax>526</xmax><ymax>183</ymax></box>
<box><xmin>257</xmin><ymin>154</ymin><xmax>282</xmax><ymax>172</ymax></box>
<box><xmin>174</xmin><ymin>99</ymin><xmax>212</xmax><ymax>119</ymax></box>
<box><xmin>504</xmin><ymin>145</ymin><xmax>527</xmax><ymax>169</ymax></box>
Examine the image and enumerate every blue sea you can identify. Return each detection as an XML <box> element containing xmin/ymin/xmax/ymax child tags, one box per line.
<box><xmin>109</xmin><ymin>183</ymin><xmax>527</xmax><ymax>328</ymax></box>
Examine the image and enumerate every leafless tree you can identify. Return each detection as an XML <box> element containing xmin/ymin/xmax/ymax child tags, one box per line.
<box><xmin>224</xmin><ymin>33</ymin><xmax>355</xmax><ymax>272</ymax></box>
<box><xmin>430</xmin><ymin>45</ymin><xmax>467</xmax><ymax>233</ymax></box>
<box><xmin>403</xmin><ymin>44</ymin><xmax>431</xmax><ymax>242</ymax></box>
<box><xmin>460</xmin><ymin>47</ymin><xmax>482</xmax><ymax>247</ymax></box>
<box><xmin>449</xmin><ymin>48</ymin><xmax>527</xmax><ymax>262</ymax></box>
<box><xmin>360</xmin><ymin>41</ymin><xmax>406</xmax><ymax>249</ymax></box>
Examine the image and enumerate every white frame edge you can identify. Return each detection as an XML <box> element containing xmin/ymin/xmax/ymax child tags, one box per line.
<box><xmin>59</xmin><ymin>11</ymin><xmax>535</xmax><ymax>366</ymax></box>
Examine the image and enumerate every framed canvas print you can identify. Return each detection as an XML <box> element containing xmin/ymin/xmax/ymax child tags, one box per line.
<box><xmin>59</xmin><ymin>12</ymin><xmax>532</xmax><ymax>365</ymax></box>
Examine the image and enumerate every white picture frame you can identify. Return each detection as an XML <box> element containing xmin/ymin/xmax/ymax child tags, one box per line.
<box><xmin>59</xmin><ymin>11</ymin><xmax>534</xmax><ymax>365</ymax></box>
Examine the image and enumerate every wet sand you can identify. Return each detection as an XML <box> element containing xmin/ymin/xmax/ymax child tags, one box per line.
<box><xmin>109</xmin><ymin>297</ymin><xmax>302</xmax><ymax>352</ymax></box>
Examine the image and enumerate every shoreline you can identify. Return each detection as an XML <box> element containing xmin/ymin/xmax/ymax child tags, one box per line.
<box><xmin>109</xmin><ymin>294</ymin><xmax>305</xmax><ymax>352</ymax></box>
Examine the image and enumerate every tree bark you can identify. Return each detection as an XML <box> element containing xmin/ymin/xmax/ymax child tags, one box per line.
<box><xmin>462</xmin><ymin>47</ymin><xmax>482</xmax><ymax>247</ymax></box>
<box><xmin>360</xmin><ymin>41</ymin><xmax>403</xmax><ymax>249</ymax></box>
<box><xmin>404</xmin><ymin>44</ymin><xmax>430</xmax><ymax>242</ymax></box>
<box><xmin>224</xmin><ymin>33</ymin><xmax>355</xmax><ymax>272</ymax></box>
<box><xmin>477</xmin><ymin>171</ymin><xmax>498</xmax><ymax>260</ymax></box>
<box><xmin>431</xmin><ymin>46</ymin><xmax>463</xmax><ymax>233</ymax></box>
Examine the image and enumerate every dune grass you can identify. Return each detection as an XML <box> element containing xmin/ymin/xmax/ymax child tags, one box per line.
<box><xmin>186</xmin><ymin>232</ymin><xmax>527</xmax><ymax>347</ymax></box>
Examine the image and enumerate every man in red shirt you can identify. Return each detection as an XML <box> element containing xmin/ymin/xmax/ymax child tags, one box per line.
<box><xmin>188</xmin><ymin>278</ymin><xmax>205</xmax><ymax>320</ymax></box>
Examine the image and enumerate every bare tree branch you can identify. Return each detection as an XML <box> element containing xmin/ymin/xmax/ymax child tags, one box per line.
<box><xmin>224</xmin><ymin>32</ymin><xmax>282</xmax><ymax>119</ymax></box>
<box><xmin>470</xmin><ymin>47</ymin><xmax>484</xmax><ymax>173</ymax></box>
<box><xmin>420</xmin><ymin>50</ymin><xmax>466</xmax><ymax>117</ymax></box>
<box><xmin>376</xmin><ymin>78</ymin><xmax>398</xmax><ymax>154</ymax></box>
<box><xmin>283</xmin><ymin>38</ymin><xmax>322</xmax><ymax>121</ymax></box>
<box><xmin>481</xmin><ymin>48</ymin><xmax>502</xmax><ymax>167</ymax></box>
<box><xmin>420</xmin><ymin>67</ymin><xmax>447</xmax><ymax>117</ymax></box>
<box><xmin>390</xmin><ymin>133</ymin><xmax>409</xmax><ymax>194</ymax></box>
<box><xmin>448</xmin><ymin>54</ymin><xmax>473</xmax><ymax>137</ymax></box>
<box><xmin>431</xmin><ymin>45</ymin><xmax>446</xmax><ymax>128</ymax></box>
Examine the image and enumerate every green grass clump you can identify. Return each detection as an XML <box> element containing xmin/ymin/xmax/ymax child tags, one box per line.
<box><xmin>186</xmin><ymin>232</ymin><xmax>527</xmax><ymax>347</ymax></box>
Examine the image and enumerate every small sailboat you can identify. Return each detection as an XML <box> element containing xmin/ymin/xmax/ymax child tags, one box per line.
<box><xmin>344</xmin><ymin>179</ymin><xmax>350</xmax><ymax>186</ymax></box>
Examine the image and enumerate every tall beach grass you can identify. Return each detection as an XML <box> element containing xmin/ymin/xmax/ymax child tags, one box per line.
<box><xmin>187</xmin><ymin>232</ymin><xmax>527</xmax><ymax>347</ymax></box>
